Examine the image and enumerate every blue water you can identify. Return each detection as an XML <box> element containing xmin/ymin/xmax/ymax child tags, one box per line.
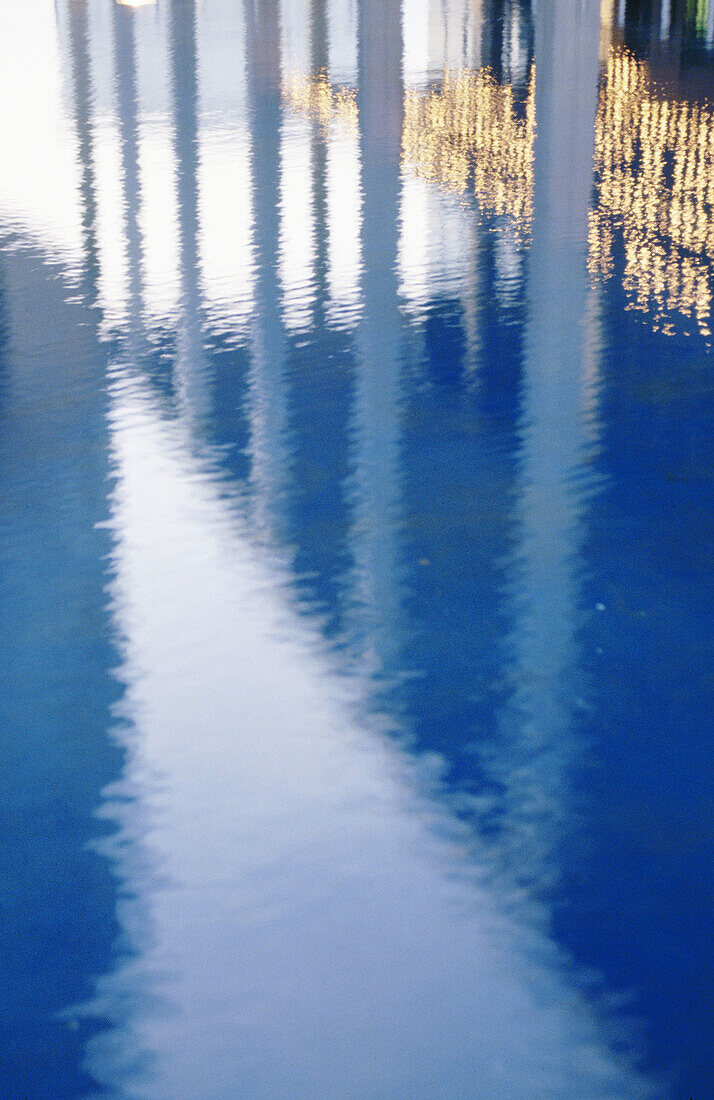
<box><xmin>1</xmin><ymin>0</ymin><xmax>713</xmax><ymax>1097</ymax></box>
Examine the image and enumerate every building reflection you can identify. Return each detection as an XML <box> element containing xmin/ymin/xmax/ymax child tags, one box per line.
<box><xmin>402</xmin><ymin>67</ymin><xmax>535</xmax><ymax>228</ymax></box>
<box><xmin>589</xmin><ymin>46</ymin><xmax>714</xmax><ymax>338</ymax></box>
<box><xmin>285</xmin><ymin>2</ymin><xmax>714</xmax><ymax>343</ymax></box>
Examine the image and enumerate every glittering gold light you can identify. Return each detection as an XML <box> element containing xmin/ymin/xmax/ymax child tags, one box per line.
<box><xmin>283</xmin><ymin>71</ymin><xmax>358</xmax><ymax>133</ymax></box>
<box><xmin>401</xmin><ymin>68</ymin><xmax>535</xmax><ymax>235</ymax></box>
<box><xmin>284</xmin><ymin>67</ymin><xmax>535</xmax><ymax>236</ymax></box>
<box><xmin>589</xmin><ymin>48</ymin><xmax>714</xmax><ymax>338</ymax></box>
<box><xmin>285</xmin><ymin>51</ymin><xmax>714</xmax><ymax>340</ymax></box>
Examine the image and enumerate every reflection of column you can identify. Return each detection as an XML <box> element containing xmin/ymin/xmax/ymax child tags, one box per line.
<box><xmin>428</xmin><ymin>0</ymin><xmax>483</xmax><ymax>72</ymax></box>
<box><xmin>113</xmin><ymin>1</ymin><xmax>144</xmax><ymax>351</ymax></box>
<box><xmin>501</xmin><ymin>0</ymin><xmax>527</xmax><ymax>84</ymax></box>
<box><xmin>491</xmin><ymin>0</ymin><xmax>602</xmax><ymax>895</ymax></box>
<box><xmin>244</xmin><ymin>0</ymin><xmax>291</xmax><ymax>537</ymax></box>
<box><xmin>349</xmin><ymin>0</ymin><xmax>404</xmax><ymax>671</ymax></box>
<box><xmin>169</xmin><ymin>0</ymin><xmax>209</xmax><ymax>417</ymax></box>
<box><xmin>66</xmin><ymin>0</ymin><xmax>101</xmax><ymax>299</ymax></box>
<box><xmin>311</xmin><ymin>0</ymin><xmax>330</xmax><ymax>322</ymax></box>
<box><xmin>599</xmin><ymin>0</ymin><xmax>617</xmax><ymax>61</ymax></box>
<box><xmin>460</xmin><ymin>216</ymin><xmax>482</xmax><ymax>383</ymax></box>
<box><xmin>660</xmin><ymin>0</ymin><xmax>672</xmax><ymax>42</ymax></box>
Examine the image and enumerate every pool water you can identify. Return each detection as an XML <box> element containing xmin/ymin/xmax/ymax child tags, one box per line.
<box><xmin>0</xmin><ymin>1</ymin><xmax>712</xmax><ymax>1097</ymax></box>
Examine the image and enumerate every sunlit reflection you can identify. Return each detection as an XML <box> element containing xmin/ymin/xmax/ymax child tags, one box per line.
<box><xmin>589</xmin><ymin>48</ymin><xmax>714</xmax><ymax>338</ymax></box>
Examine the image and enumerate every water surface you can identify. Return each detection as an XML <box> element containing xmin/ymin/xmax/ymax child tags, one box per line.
<box><xmin>0</xmin><ymin>1</ymin><xmax>712</xmax><ymax>1097</ymax></box>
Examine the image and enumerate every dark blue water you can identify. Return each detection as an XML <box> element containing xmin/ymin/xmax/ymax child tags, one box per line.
<box><xmin>1</xmin><ymin>0</ymin><xmax>713</xmax><ymax>1096</ymax></box>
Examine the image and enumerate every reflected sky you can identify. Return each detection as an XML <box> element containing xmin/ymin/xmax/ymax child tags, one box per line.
<box><xmin>1</xmin><ymin>0</ymin><xmax>713</xmax><ymax>1097</ymax></box>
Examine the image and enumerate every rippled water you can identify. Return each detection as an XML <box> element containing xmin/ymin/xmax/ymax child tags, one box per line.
<box><xmin>1</xmin><ymin>1</ymin><xmax>713</xmax><ymax>1097</ymax></box>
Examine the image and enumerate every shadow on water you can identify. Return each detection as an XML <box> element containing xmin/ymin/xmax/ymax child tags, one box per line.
<box><xmin>0</xmin><ymin>0</ymin><xmax>713</xmax><ymax>1096</ymax></box>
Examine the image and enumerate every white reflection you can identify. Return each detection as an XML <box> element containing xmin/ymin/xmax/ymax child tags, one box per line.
<box><xmin>402</xmin><ymin>0</ymin><xmax>483</xmax><ymax>84</ymax></box>
<box><xmin>494</xmin><ymin>223</ymin><xmax>524</xmax><ymax>309</ymax></box>
<box><xmin>326</xmin><ymin>127</ymin><xmax>362</xmax><ymax>326</ymax></box>
<box><xmin>138</xmin><ymin>122</ymin><xmax>181</xmax><ymax>326</ymax></box>
<box><xmin>198</xmin><ymin>0</ymin><xmax>250</xmax><ymax>121</ymax></box>
<box><xmin>347</xmin><ymin>0</ymin><xmax>406</xmax><ymax>671</ymax></box>
<box><xmin>169</xmin><ymin>0</ymin><xmax>213</xmax><ymax>422</ymax></box>
<box><xmin>88</xmin><ymin>0</ymin><xmax>121</xmax><ymax>129</ymax></box>
<box><xmin>198</xmin><ymin>129</ymin><xmax>254</xmax><ymax>328</ymax></box>
<box><xmin>55</xmin><ymin>0</ymin><xmax>174</xmax><ymax>335</ymax></box>
<box><xmin>133</xmin><ymin>0</ymin><xmax>180</xmax><ymax>329</ymax></box>
<box><xmin>243</xmin><ymin>0</ymin><xmax>293</xmax><ymax>540</ymax></box>
<box><xmin>0</xmin><ymin>0</ymin><xmax>82</xmax><ymax>263</ymax></box>
<box><xmin>198</xmin><ymin>0</ymin><xmax>254</xmax><ymax>331</ymax></box>
<box><xmin>398</xmin><ymin>174</ymin><xmax>432</xmax><ymax>308</ymax></box>
<box><xmin>402</xmin><ymin>0</ymin><xmax>431</xmax><ymax>82</ymax></box>
<box><xmin>398</xmin><ymin>176</ymin><xmax>475</xmax><ymax>313</ymax></box>
<box><xmin>92</xmin><ymin>117</ymin><xmax>131</xmax><ymax>331</ymax></box>
<box><xmin>660</xmin><ymin>0</ymin><xmax>671</xmax><ymax>41</ymax></box>
<box><xmin>502</xmin><ymin>1</ymin><xmax>528</xmax><ymax>84</ymax></box>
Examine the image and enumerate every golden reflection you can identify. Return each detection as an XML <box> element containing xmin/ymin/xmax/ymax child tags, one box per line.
<box><xmin>282</xmin><ymin>71</ymin><xmax>358</xmax><ymax>133</ymax></box>
<box><xmin>589</xmin><ymin>48</ymin><xmax>714</xmax><ymax>337</ymax></box>
<box><xmin>401</xmin><ymin>69</ymin><xmax>535</xmax><ymax>233</ymax></box>
<box><xmin>284</xmin><ymin>68</ymin><xmax>535</xmax><ymax>234</ymax></box>
<box><xmin>285</xmin><ymin>51</ymin><xmax>714</xmax><ymax>339</ymax></box>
